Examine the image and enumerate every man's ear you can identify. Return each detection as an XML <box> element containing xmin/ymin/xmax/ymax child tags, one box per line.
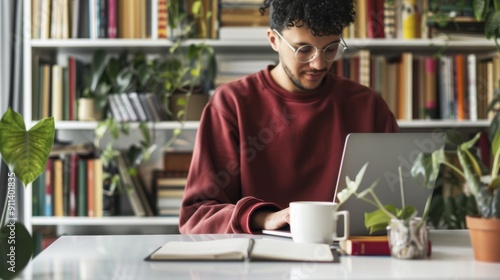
<box><xmin>267</xmin><ymin>28</ymin><xmax>279</xmax><ymax>52</ymax></box>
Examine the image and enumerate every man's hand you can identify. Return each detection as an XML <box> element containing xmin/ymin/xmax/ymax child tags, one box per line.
<box><xmin>250</xmin><ymin>208</ymin><xmax>290</xmax><ymax>230</ymax></box>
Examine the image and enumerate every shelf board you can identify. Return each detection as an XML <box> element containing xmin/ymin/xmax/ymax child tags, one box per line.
<box><xmin>30</xmin><ymin>38</ymin><xmax>496</xmax><ymax>51</ymax></box>
<box><xmin>398</xmin><ymin>120</ymin><xmax>489</xmax><ymax>128</ymax></box>
<box><xmin>31</xmin><ymin>216</ymin><xmax>179</xmax><ymax>226</ymax></box>
<box><xmin>30</xmin><ymin>38</ymin><xmax>271</xmax><ymax>51</ymax></box>
<box><xmin>49</xmin><ymin>120</ymin><xmax>200</xmax><ymax>130</ymax></box>
<box><xmin>345</xmin><ymin>38</ymin><xmax>495</xmax><ymax>50</ymax></box>
<box><xmin>47</xmin><ymin>120</ymin><xmax>488</xmax><ymax>130</ymax></box>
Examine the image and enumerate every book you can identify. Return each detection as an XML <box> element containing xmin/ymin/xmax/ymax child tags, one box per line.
<box><xmin>339</xmin><ymin>236</ymin><xmax>390</xmax><ymax>256</ymax></box>
<box><xmin>339</xmin><ymin>236</ymin><xmax>432</xmax><ymax>256</ymax></box>
<box><xmin>146</xmin><ymin>238</ymin><xmax>339</xmax><ymax>262</ymax></box>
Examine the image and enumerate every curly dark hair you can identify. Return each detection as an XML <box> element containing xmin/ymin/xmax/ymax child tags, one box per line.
<box><xmin>259</xmin><ymin>0</ymin><xmax>355</xmax><ymax>36</ymax></box>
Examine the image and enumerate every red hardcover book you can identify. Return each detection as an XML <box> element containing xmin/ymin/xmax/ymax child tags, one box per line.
<box><xmin>339</xmin><ymin>236</ymin><xmax>432</xmax><ymax>256</ymax></box>
<box><xmin>44</xmin><ymin>159</ymin><xmax>53</xmax><ymax>216</ymax></box>
<box><xmin>87</xmin><ymin>159</ymin><xmax>95</xmax><ymax>217</ymax></box>
<box><xmin>108</xmin><ymin>0</ymin><xmax>117</xmax><ymax>38</ymax></box>
<box><xmin>367</xmin><ymin>0</ymin><xmax>385</xmax><ymax>38</ymax></box>
<box><xmin>69</xmin><ymin>153</ymin><xmax>79</xmax><ymax>216</ymax></box>
<box><xmin>454</xmin><ymin>54</ymin><xmax>467</xmax><ymax>120</ymax></box>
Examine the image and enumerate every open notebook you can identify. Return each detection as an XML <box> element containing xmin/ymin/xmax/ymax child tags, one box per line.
<box><xmin>263</xmin><ymin>132</ymin><xmax>444</xmax><ymax>238</ymax></box>
<box><xmin>145</xmin><ymin>238</ymin><xmax>339</xmax><ymax>262</ymax></box>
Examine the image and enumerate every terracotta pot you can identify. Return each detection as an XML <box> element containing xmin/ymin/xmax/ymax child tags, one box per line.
<box><xmin>466</xmin><ymin>216</ymin><xmax>500</xmax><ymax>262</ymax></box>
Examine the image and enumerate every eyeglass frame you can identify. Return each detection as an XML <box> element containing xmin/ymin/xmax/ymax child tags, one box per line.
<box><xmin>272</xmin><ymin>29</ymin><xmax>348</xmax><ymax>63</ymax></box>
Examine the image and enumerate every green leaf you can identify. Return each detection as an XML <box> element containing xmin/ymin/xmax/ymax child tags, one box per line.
<box><xmin>139</xmin><ymin>122</ymin><xmax>152</xmax><ymax>146</ymax></box>
<box><xmin>106</xmin><ymin>58</ymin><xmax>121</xmax><ymax>81</ymax></box>
<box><xmin>115</xmin><ymin>70</ymin><xmax>133</xmax><ymax>93</ymax></box>
<box><xmin>485</xmin><ymin>10</ymin><xmax>500</xmax><ymax>40</ymax></box>
<box><xmin>0</xmin><ymin>108</ymin><xmax>55</xmax><ymax>185</ymax></box>
<box><xmin>492</xmin><ymin>129</ymin><xmax>500</xmax><ymax>171</ymax></box>
<box><xmin>364</xmin><ymin>205</ymin><xmax>398</xmax><ymax>234</ymax></box>
<box><xmin>137</xmin><ymin>64</ymin><xmax>154</xmax><ymax>87</ymax></box>
<box><xmin>0</xmin><ymin>222</ymin><xmax>34</xmax><ymax>279</ymax></box>
<box><xmin>90</xmin><ymin>50</ymin><xmax>108</xmax><ymax>92</ymax></box>
<box><xmin>473</xmin><ymin>0</ymin><xmax>490</xmax><ymax>21</ymax></box>
<box><xmin>490</xmin><ymin>176</ymin><xmax>500</xmax><ymax>190</ymax></box>
<box><xmin>411</xmin><ymin>148</ymin><xmax>445</xmax><ymax>189</ymax></box>
<box><xmin>191</xmin><ymin>0</ymin><xmax>202</xmax><ymax>16</ymax></box>
<box><xmin>396</xmin><ymin>206</ymin><xmax>417</xmax><ymax>220</ymax></box>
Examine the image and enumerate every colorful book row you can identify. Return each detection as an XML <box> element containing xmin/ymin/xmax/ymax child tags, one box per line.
<box><xmin>331</xmin><ymin>51</ymin><xmax>500</xmax><ymax>121</ymax></box>
<box><xmin>31</xmin><ymin>155</ymin><xmax>104</xmax><ymax>217</ymax></box>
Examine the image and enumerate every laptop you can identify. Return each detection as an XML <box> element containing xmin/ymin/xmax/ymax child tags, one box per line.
<box><xmin>263</xmin><ymin>132</ymin><xmax>445</xmax><ymax>238</ymax></box>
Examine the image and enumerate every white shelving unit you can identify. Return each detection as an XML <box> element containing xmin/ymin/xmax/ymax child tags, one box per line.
<box><xmin>22</xmin><ymin>0</ymin><xmax>498</xmax><ymax>236</ymax></box>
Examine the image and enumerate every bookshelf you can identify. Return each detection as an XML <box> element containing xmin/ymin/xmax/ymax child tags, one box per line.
<box><xmin>22</xmin><ymin>0</ymin><xmax>500</xmax><ymax>241</ymax></box>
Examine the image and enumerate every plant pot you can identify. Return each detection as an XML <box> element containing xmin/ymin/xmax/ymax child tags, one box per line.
<box><xmin>466</xmin><ymin>216</ymin><xmax>500</xmax><ymax>262</ymax></box>
<box><xmin>78</xmin><ymin>98</ymin><xmax>103</xmax><ymax>121</ymax></box>
<box><xmin>387</xmin><ymin>217</ymin><xmax>429</xmax><ymax>259</ymax></box>
<box><xmin>169</xmin><ymin>93</ymin><xmax>209</xmax><ymax>121</ymax></box>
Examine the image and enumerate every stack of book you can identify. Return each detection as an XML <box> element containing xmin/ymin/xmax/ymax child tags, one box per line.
<box><xmin>107</xmin><ymin>93</ymin><xmax>169</xmax><ymax>122</ymax></box>
<box><xmin>152</xmin><ymin>151</ymin><xmax>192</xmax><ymax>216</ymax></box>
<box><xmin>218</xmin><ymin>0</ymin><xmax>268</xmax><ymax>40</ymax></box>
<box><xmin>338</xmin><ymin>235</ymin><xmax>432</xmax><ymax>256</ymax></box>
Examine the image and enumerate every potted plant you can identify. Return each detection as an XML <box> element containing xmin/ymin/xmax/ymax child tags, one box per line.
<box><xmin>336</xmin><ymin>162</ymin><xmax>432</xmax><ymax>259</ymax></box>
<box><xmin>412</xmin><ymin>129</ymin><xmax>500</xmax><ymax>262</ymax></box>
<box><xmin>0</xmin><ymin>108</ymin><xmax>55</xmax><ymax>278</ymax></box>
<box><xmin>92</xmin><ymin>0</ymin><xmax>217</xmax><ymax>207</ymax></box>
<box><xmin>78</xmin><ymin>50</ymin><xmax>107</xmax><ymax>121</ymax></box>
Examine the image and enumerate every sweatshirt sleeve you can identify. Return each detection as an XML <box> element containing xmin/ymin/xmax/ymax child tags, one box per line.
<box><xmin>179</xmin><ymin>97</ymin><xmax>281</xmax><ymax>234</ymax></box>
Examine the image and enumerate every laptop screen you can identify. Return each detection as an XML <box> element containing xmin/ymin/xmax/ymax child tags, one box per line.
<box><xmin>333</xmin><ymin>132</ymin><xmax>445</xmax><ymax>236</ymax></box>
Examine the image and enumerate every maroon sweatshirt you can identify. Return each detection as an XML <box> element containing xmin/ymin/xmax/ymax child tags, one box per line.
<box><xmin>179</xmin><ymin>66</ymin><xmax>399</xmax><ymax>234</ymax></box>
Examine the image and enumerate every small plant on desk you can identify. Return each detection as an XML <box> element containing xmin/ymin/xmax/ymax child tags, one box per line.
<box><xmin>337</xmin><ymin>161</ymin><xmax>435</xmax><ymax>259</ymax></box>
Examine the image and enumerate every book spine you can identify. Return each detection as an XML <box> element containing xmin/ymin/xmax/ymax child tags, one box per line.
<box><xmin>53</xmin><ymin>159</ymin><xmax>64</xmax><ymax>217</ymax></box>
<box><xmin>401</xmin><ymin>0</ymin><xmax>420</xmax><ymax>39</ymax></box>
<box><xmin>128</xmin><ymin>92</ymin><xmax>148</xmax><ymax>121</ymax></box>
<box><xmin>69</xmin><ymin>154</ymin><xmax>78</xmax><ymax>216</ymax></box>
<box><xmin>157</xmin><ymin>0</ymin><xmax>167</xmax><ymax>38</ymax></box>
<box><xmin>108</xmin><ymin>0</ymin><xmax>117</xmax><ymax>38</ymax></box>
<box><xmin>44</xmin><ymin>159</ymin><xmax>53</xmax><ymax>216</ymax></box>
<box><xmin>348</xmin><ymin>240</ymin><xmax>390</xmax><ymax>255</ymax></box>
<box><xmin>99</xmin><ymin>0</ymin><xmax>108</xmax><ymax>38</ymax></box>
<box><xmin>87</xmin><ymin>158</ymin><xmax>95</xmax><ymax>217</ymax></box>
<box><xmin>424</xmin><ymin>57</ymin><xmax>437</xmax><ymax>119</ymax></box>
<box><xmin>77</xmin><ymin>158</ymin><xmax>88</xmax><ymax>216</ymax></box>
<box><xmin>383</xmin><ymin>0</ymin><xmax>396</xmax><ymax>39</ymax></box>
<box><xmin>468</xmin><ymin>54</ymin><xmax>478</xmax><ymax>121</ymax></box>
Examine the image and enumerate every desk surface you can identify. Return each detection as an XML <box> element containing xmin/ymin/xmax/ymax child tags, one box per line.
<box><xmin>21</xmin><ymin>230</ymin><xmax>500</xmax><ymax>280</ymax></box>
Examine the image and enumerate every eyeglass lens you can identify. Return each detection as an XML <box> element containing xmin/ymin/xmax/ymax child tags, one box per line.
<box><xmin>295</xmin><ymin>43</ymin><xmax>345</xmax><ymax>63</ymax></box>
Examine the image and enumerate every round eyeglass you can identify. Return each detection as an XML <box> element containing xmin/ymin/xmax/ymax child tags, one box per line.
<box><xmin>273</xmin><ymin>29</ymin><xmax>347</xmax><ymax>63</ymax></box>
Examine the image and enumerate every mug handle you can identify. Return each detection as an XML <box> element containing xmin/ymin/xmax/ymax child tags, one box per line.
<box><xmin>333</xmin><ymin>210</ymin><xmax>350</xmax><ymax>241</ymax></box>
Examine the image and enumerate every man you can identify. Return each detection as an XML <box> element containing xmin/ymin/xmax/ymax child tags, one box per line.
<box><xmin>179</xmin><ymin>0</ymin><xmax>399</xmax><ymax>233</ymax></box>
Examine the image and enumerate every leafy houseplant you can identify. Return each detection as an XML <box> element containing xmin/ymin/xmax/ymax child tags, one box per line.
<box><xmin>0</xmin><ymin>108</ymin><xmax>55</xmax><ymax>279</ymax></box>
<box><xmin>414</xmin><ymin>129</ymin><xmax>500</xmax><ymax>262</ymax></box>
<box><xmin>92</xmin><ymin>0</ymin><xmax>216</xmax><ymax>202</ymax></box>
<box><xmin>337</xmin><ymin>161</ymin><xmax>434</xmax><ymax>259</ymax></box>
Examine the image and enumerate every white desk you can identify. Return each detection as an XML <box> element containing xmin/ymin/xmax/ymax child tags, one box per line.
<box><xmin>21</xmin><ymin>230</ymin><xmax>500</xmax><ymax>279</ymax></box>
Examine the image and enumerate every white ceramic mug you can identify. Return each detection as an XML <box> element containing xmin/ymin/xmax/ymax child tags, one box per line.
<box><xmin>289</xmin><ymin>201</ymin><xmax>350</xmax><ymax>244</ymax></box>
